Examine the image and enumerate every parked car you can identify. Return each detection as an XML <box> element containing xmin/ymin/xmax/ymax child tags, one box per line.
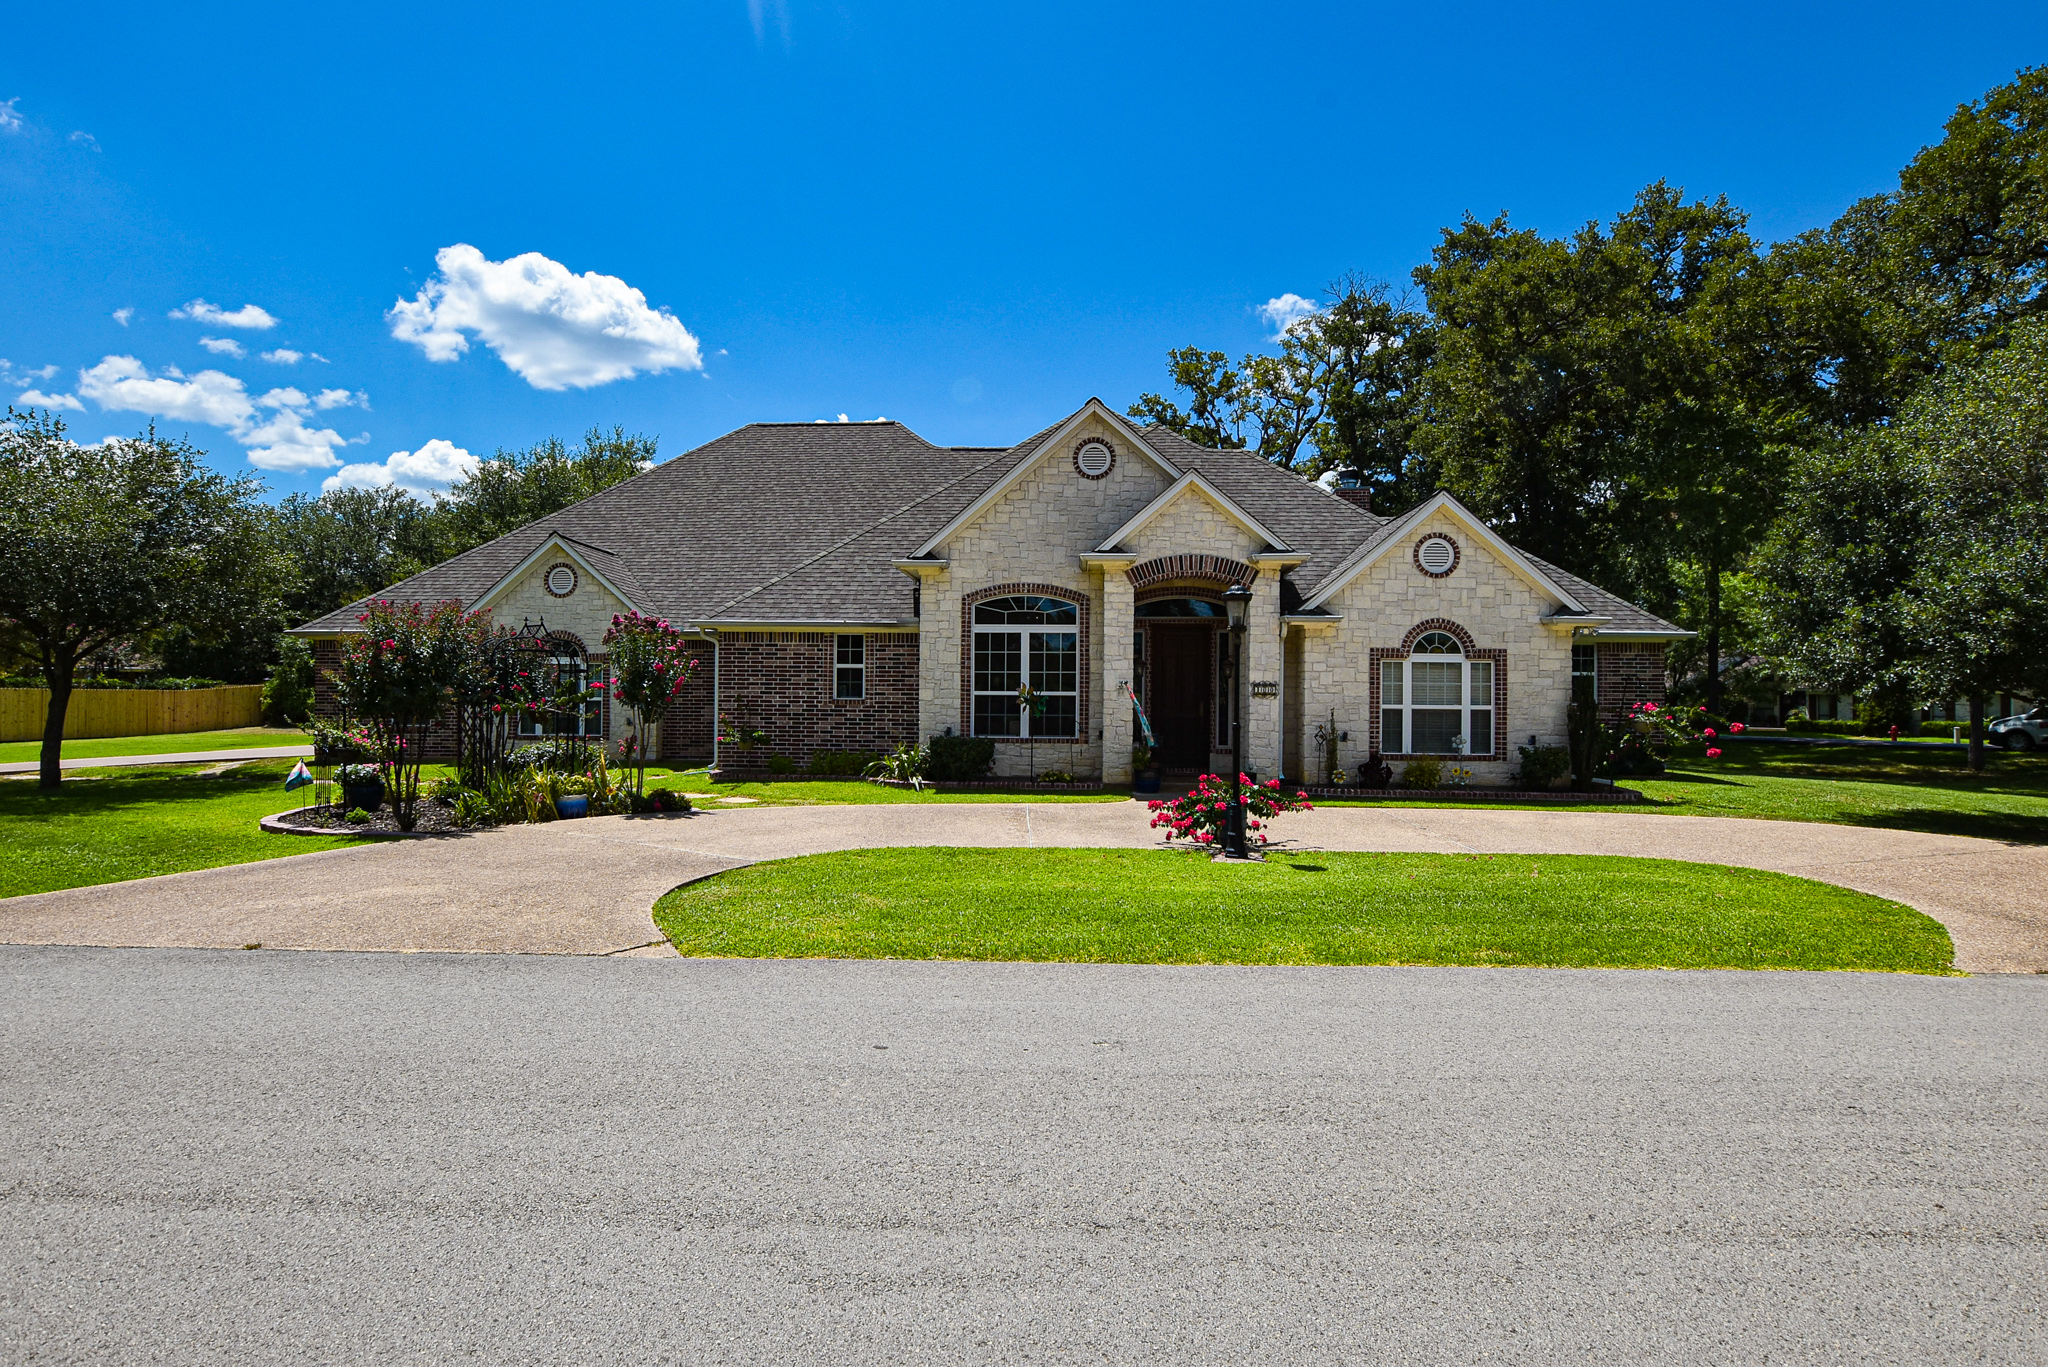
<box><xmin>1989</xmin><ymin>706</ymin><xmax>2047</xmax><ymax>751</ymax></box>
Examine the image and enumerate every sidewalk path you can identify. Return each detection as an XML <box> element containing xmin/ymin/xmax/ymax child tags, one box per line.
<box><xmin>2</xmin><ymin>802</ymin><xmax>2042</xmax><ymax>971</ymax></box>
<box><xmin>0</xmin><ymin>745</ymin><xmax>312</xmax><ymax>775</ymax></box>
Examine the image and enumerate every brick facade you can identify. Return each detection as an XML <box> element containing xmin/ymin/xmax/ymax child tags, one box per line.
<box><xmin>1595</xmin><ymin>642</ymin><xmax>1667</xmax><ymax>721</ymax></box>
<box><xmin>702</xmin><ymin>630</ymin><xmax>919</xmax><ymax>773</ymax></box>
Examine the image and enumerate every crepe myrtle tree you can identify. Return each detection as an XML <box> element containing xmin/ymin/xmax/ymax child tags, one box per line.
<box><xmin>331</xmin><ymin>599</ymin><xmax>477</xmax><ymax>829</ymax></box>
<box><xmin>602</xmin><ymin>611</ymin><xmax>696</xmax><ymax>794</ymax></box>
<box><xmin>0</xmin><ymin>409</ymin><xmax>289</xmax><ymax>789</ymax></box>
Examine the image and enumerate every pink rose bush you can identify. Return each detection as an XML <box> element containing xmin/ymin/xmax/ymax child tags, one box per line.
<box><xmin>1147</xmin><ymin>773</ymin><xmax>1312</xmax><ymax>847</ymax></box>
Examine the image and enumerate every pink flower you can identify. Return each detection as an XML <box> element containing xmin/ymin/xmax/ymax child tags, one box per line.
<box><xmin>1197</xmin><ymin>831</ymin><xmax>1214</xmax><ymax>843</ymax></box>
<box><xmin>382</xmin><ymin>639</ymin><xmax>397</xmax><ymax>649</ymax></box>
<box><xmin>1706</xmin><ymin>747</ymin><xmax>1722</xmax><ymax>758</ymax></box>
<box><xmin>1731</xmin><ymin>722</ymin><xmax>1746</xmax><ymax>733</ymax></box>
<box><xmin>1703</xmin><ymin>727</ymin><xmax>1716</xmax><ymax>738</ymax></box>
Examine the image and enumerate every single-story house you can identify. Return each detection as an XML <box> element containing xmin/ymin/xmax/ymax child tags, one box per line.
<box><xmin>292</xmin><ymin>399</ymin><xmax>1691</xmax><ymax>783</ymax></box>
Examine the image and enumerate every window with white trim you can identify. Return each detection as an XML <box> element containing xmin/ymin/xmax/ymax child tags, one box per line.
<box><xmin>972</xmin><ymin>595</ymin><xmax>1078</xmax><ymax>738</ymax></box>
<box><xmin>1572</xmin><ymin>643</ymin><xmax>1598</xmax><ymax>694</ymax></box>
<box><xmin>1381</xmin><ymin>632</ymin><xmax>1493</xmax><ymax>755</ymax></box>
<box><xmin>835</xmin><ymin>634</ymin><xmax>865</xmax><ymax>699</ymax></box>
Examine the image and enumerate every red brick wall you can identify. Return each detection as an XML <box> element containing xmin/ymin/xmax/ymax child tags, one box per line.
<box><xmin>666</xmin><ymin>631</ymin><xmax>919</xmax><ymax>772</ymax></box>
<box><xmin>1596</xmin><ymin>643</ymin><xmax>1667</xmax><ymax>721</ymax></box>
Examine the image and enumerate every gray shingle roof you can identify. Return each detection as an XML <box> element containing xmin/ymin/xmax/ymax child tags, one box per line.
<box><xmin>291</xmin><ymin>412</ymin><xmax>1682</xmax><ymax>638</ymax></box>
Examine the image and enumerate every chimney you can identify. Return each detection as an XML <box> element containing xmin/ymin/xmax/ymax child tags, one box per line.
<box><xmin>1332</xmin><ymin>468</ymin><xmax>1372</xmax><ymax>514</ymax></box>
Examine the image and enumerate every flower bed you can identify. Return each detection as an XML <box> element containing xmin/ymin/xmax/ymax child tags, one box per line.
<box><xmin>865</xmin><ymin>777</ymin><xmax>1107</xmax><ymax>792</ymax></box>
<box><xmin>260</xmin><ymin>803</ymin><xmax>461</xmax><ymax>837</ymax></box>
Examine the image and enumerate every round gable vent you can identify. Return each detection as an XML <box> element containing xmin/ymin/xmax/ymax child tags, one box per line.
<box><xmin>1414</xmin><ymin>535</ymin><xmax>1459</xmax><ymax>577</ymax></box>
<box><xmin>1073</xmin><ymin>439</ymin><xmax>1115</xmax><ymax>479</ymax></box>
<box><xmin>544</xmin><ymin>562</ymin><xmax>578</xmax><ymax>597</ymax></box>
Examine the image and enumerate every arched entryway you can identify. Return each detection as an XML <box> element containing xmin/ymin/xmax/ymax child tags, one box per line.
<box><xmin>1136</xmin><ymin>596</ymin><xmax>1227</xmax><ymax>770</ymax></box>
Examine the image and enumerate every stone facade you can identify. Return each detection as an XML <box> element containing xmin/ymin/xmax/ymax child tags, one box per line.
<box><xmin>1287</xmin><ymin>511</ymin><xmax>1578</xmax><ymax>784</ymax></box>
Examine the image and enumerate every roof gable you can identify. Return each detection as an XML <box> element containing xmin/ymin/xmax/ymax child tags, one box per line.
<box><xmin>473</xmin><ymin>532</ymin><xmax>649</xmax><ymax>616</ymax></box>
<box><xmin>1301</xmin><ymin>491</ymin><xmax>1586</xmax><ymax>613</ymax></box>
<box><xmin>909</xmin><ymin>399</ymin><xmax>1182</xmax><ymax>558</ymax></box>
<box><xmin>1095</xmin><ymin>470</ymin><xmax>1293</xmax><ymax>553</ymax></box>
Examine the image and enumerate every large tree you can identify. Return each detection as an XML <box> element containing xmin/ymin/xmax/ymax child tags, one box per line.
<box><xmin>1758</xmin><ymin>317</ymin><xmax>2048</xmax><ymax>769</ymax></box>
<box><xmin>0</xmin><ymin>410</ymin><xmax>289</xmax><ymax>787</ymax></box>
<box><xmin>426</xmin><ymin>425</ymin><xmax>657</xmax><ymax>561</ymax></box>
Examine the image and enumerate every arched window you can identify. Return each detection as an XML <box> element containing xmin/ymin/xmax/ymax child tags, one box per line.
<box><xmin>972</xmin><ymin>595</ymin><xmax>1079</xmax><ymax>737</ymax></box>
<box><xmin>1382</xmin><ymin>633</ymin><xmax>1493</xmax><ymax>756</ymax></box>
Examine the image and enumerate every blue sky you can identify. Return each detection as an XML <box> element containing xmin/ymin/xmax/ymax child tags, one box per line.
<box><xmin>4</xmin><ymin>2</ymin><xmax>2044</xmax><ymax>499</ymax></box>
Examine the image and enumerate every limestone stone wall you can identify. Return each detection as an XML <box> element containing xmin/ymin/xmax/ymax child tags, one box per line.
<box><xmin>919</xmin><ymin>417</ymin><xmax>1172</xmax><ymax>779</ymax></box>
<box><xmin>1297</xmin><ymin>512</ymin><xmax>1576</xmax><ymax>783</ymax></box>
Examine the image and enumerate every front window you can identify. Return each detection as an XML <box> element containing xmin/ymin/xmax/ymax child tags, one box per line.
<box><xmin>1382</xmin><ymin>635</ymin><xmax>1493</xmax><ymax>755</ymax></box>
<box><xmin>1572</xmin><ymin>643</ymin><xmax>1597</xmax><ymax>693</ymax></box>
<box><xmin>835</xmin><ymin>634</ymin><xmax>865</xmax><ymax>699</ymax></box>
<box><xmin>972</xmin><ymin>595</ymin><xmax>1079</xmax><ymax>738</ymax></box>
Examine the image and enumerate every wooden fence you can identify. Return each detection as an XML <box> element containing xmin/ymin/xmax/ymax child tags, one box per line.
<box><xmin>0</xmin><ymin>686</ymin><xmax>264</xmax><ymax>743</ymax></box>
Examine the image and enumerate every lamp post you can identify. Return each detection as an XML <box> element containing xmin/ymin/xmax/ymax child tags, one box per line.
<box><xmin>1221</xmin><ymin>584</ymin><xmax>1253</xmax><ymax>859</ymax></box>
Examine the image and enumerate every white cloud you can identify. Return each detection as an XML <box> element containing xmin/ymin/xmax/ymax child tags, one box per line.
<box><xmin>322</xmin><ymin>439</ymin><xmax>478</xmax><ymax>499</ymax></box>
<box><xmin>0</xmin><ymin>360</ymin><xmax>60</xmax><ymax>384</ymax></box>
<box><xmin>75</xmin><ymin>354</ymin><xmax>352</xmax><ymax>472</ymax></box>
<box><xmin>389</xmin><ymin>244</ymin><xmax>702</xmax><ymax>390</ymax></box>
<box><xmin>261</xmin><ymin>348</ymin><xmax>303</xmax><ymax>364</ymax></box>
<box><xmin>170</xmin><ymin>298</ymin><xmax>278</xmax><ymax>330</ymax></box>
<box><xmin>1256</xmin><ymin>292</ymin><xmax>1320</xmax><ymax>339</ymax></box>
<box><xmin>69</xmin><ymin>130</ymin><xmax>99</xmax><ymax>151</ymax></box>
<box><xmin>198</xmin><ymin>336</ymin><xmax>246</xmax><ymax>358</ymax></box>
<box><xmin>16</xmin><ymin>390</ymin><xmax>84</xmax><ymax>411</ymax></box>
<box><xmin>0</xmin><ymin>99</ymin><xmax>21</xmax><ymax>133</ymax></box>
<box><xmin>313</xmin><ymin>388</ymin><xmax>365</xmax><ymax>409</ymax></box>
<box><xmin>112</xmin><ymin>308</ymin><xmax>133</xmax><ymax>327</ymax></box>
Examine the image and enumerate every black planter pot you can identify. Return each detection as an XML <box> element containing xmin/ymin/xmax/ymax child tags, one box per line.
<box><xmin>340</xmin><ymin>780</ymin><xmax>384</xmax><ymax>813</ymax></box>
<box><xmin>1133</xmin><ymin>767</ymin><xmax>1162</xmax><ymax>795</ymax></box>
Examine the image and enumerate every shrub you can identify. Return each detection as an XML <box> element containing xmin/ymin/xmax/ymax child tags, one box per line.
<box><xmin>633</xmin><ymin>787</ymin><xmax>690</xmax><ymax>814</ymax></box>
<box><xmin>1514</xmin><ymin>744</ymin><xmax>1570</xmax><ymax>790</ymax></box>
<box><xmin>1399</xmin><ymin>757</ymin><xmax>1444</xmax><ymax>789</ymax></box>
<box><xmin>1038</xmin><ymin>769</ymin><xmax>1074</xmax><ymax>783</ymax></box>
<box><xmin>344</xmin><ymin>807</ymin><xmax>372</xmax><ymax>824</ymax></box>
<box><xmin>864</xmin><ymin>743</ymin><xmax>929</xmax><ymax>790</ymax></box>
<box><xmin>927</xmin><ymin>733</ymin><xmax>995</xmax><ymax>782</ymax></box>
<box><xmin>766</xmin><ymin>754</ymin><xmax>798</xmax><ymax>774</ymax></box>
<box><xmin>426</xmin><ymin>776</ymin><xmax>469</xmax><ymax>803</ymax></box>
<box><xmin>262</xmin><ymin>636</ymin><xmax>316</xmax><ymax>725</ymax></box>
<box><xmin>1146</xmin><ymin>773</ymin><xmax>1312</xmax><ymax>848</ymax></box>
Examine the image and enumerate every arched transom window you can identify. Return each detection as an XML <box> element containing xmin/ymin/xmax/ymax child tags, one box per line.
<box><xmin>1382</xmin><ymin>632</ymin><xmax>1493</xmax><ymax>755</ymax></box>
<box><xmin>972</xmin><ymin>595</ymin><xmax>1078</xmax><ymax>738</ymax></box>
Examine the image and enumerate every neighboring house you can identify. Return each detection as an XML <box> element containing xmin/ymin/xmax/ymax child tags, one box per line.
<box><xmin>291</xmin><ymin>399</ymin><xmax>1690</xmax><ymax>783</ymax></box>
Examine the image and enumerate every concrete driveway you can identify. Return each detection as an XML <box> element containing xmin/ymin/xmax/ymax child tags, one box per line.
<box><xmin>2</xmin><ymin>802</ymin><xmax>2043</xmax><ymax>971</ymax></box>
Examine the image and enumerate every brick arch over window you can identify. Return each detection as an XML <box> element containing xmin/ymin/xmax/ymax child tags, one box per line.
<box><xmin>1398</xmin><ymin>618</ymin><xmax>1478</xmax><ymax>654</ymax></box>
<box><xmin>959</xmin><ymin>582</ymin><xmax>1092</xmax><ymax>744</ymax></box>
<box><xmin>1125</xmin><ymin>555</ymin><xmax>1258</xmax><ymax>593</ymax></box>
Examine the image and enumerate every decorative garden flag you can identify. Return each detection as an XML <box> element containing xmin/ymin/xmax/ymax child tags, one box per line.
<box><xmin>283</xmin><ymin>760</ymin><xmax>315</xmax><ymax>791</ymax></box>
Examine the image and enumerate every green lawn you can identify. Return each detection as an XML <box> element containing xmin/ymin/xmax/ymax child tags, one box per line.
<box><xmin>0</xmin><ymin>757</ymin><xmax>361</xmax><ymax>898</ymax></box>
<box><xmin>653</xmin><ymin>847</ymin><xmax>1955</xmax><ymax>974</ymax></box>
<box><xmin>0</xmin><ymin>726</ymin><xmax>308</xmax><ymax>764</ymax></box>
<box><xmin>1318</xmin><ymin>742</ymin><xmax>2048</xmax><ymax>844</ymax></box>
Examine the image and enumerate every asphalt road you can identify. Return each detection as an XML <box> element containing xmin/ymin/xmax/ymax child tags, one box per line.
<box><xmin>3</xmin><ymin>946</ymin><xmax>2044</xmax><ymax>1365</ymax></box>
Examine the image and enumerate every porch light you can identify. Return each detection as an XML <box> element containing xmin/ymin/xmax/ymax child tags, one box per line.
<box><xmin>1222</xmin><ymin>584</ymin><xmax>1252</xmax><ymax>629</ymax></box>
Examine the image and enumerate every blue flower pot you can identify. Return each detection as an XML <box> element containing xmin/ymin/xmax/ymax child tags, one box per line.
<box><xmin>555</xmin><ymin>795</ymin><xmax>590</xmax><ymax>819</ymax></box>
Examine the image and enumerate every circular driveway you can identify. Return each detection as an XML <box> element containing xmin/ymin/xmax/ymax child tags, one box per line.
<box><xmin>2</xmin><ymin>802</ymin><xmax>2043</xmax><ymax>972</ymax></box>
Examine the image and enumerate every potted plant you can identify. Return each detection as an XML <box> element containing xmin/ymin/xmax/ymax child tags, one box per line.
<box><xmin>335</xmin><ymin>762</ymin><xmax>384</xmax><ymax>815</ymax></box>
<box><xmin>1132</xmin><ymin>743</ymin><xmax>1161</xmax><ymax>794</ymax></box>
<box><xmin>555</xmin><ymin>774</ymin><xmax>593</xmax><ymax>819</ymax></box>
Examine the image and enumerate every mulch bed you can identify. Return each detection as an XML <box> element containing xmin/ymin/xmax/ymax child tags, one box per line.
<box><xmin>265</xmin><ymin>801</ymin><xmax>464</xmax><ymax>836</ymax></box>
<box><xmin>1291</xmin><ymin>785</ymin><xmax>1643</xmax><ymax>804</ymax></box>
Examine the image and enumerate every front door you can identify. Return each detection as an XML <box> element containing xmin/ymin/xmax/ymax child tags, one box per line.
<box><xmin>1149</xmin><ymin>625</ymin><xmax>1215</xmax><ymax>770</ymax></box>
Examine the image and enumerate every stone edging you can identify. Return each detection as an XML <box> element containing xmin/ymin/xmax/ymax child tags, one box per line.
<box><xmin>869</xmin><ymin>778</ymin><xmax>1106</xmax><ymax>793</ymax></box>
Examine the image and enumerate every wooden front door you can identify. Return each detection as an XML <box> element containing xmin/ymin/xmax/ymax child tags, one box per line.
<box><xmin>1148</xmin><ymin>625</ymin><xmax>1215</xmax><ymax>769</ymax></box>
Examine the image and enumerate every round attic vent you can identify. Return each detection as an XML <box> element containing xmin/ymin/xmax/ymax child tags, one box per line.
<box><xmin>544</xmin><ymin>563</ymin><xmax>578</xmax><ymax>597</ymax></box>
<box><xmin>1415</xmin><ymin>535</ymin><xmax>1459</xmax><ymax>577</ymax></box>
<box><xmin>1073</xmin><ymin>439</ymin><xmax>1115</xmax><ymax>479</ymax></box>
